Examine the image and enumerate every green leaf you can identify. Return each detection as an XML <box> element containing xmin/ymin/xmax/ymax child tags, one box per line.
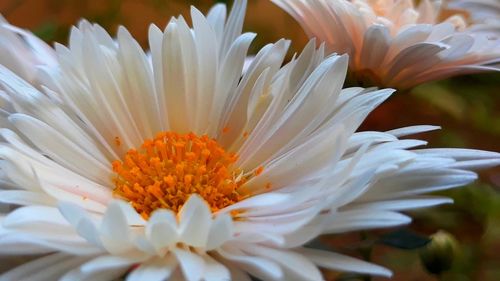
<box><xmin>378</xmin><ymin>229</ymin><xmax>431</xmax><ymax>250</ymax></box>
<box><xmin>33</xmin><ymin>22</ymin><xmax>58</xmax><ymax>42</ymax></box>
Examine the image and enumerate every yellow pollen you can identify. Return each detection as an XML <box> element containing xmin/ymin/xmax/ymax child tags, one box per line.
<box><xmin>112</xmin><ymin>132</ymin><xmax>250</xmax><ymax>219</ymax></box>
<box><xmin>265</xmin><ymin>182</ymin><xmax>272</xmax><ymax>190</ymax></box>
<box><xmin>254</xmin><ymin>166</ymin><xmax>264</xmax><ymax>176</ymax></box>
<box><xmin>114</xmin><ymin>136</ymin><xmax>121</xmax><ymax>147</ymax></box>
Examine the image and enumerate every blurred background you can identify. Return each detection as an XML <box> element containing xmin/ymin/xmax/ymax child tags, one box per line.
<box><xmin>0</xmin><ymin>0</ymin><xmax>499</xmax><ymax>280</ymax></box>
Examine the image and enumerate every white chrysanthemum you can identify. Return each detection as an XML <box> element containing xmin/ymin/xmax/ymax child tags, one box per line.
<box><xmin>0</xmin><ymin>1</ymin><xmax>499</xmax><ymax>280</ymax></box>
<box><xmin>447</xmin><ymin>0</ymin><xmax>500</xmax><ymax>36</ymax></box>
<box><xmin>448</xmin><ymin>0</ymin><xmax>500</xmax><ymax>23</ymax></box>
<box><xmin>0</xmin><ymin>16</ymin><xmax>56</xmax><ymax>85</ymax></box>
<box><xmin>272</xmin><ymin>0</ymin><xmax>500</xmax><ymax>89</ymax></box>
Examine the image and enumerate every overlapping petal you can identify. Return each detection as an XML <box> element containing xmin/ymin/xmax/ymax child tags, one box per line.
<box><xmin>0</xmin><ymin>16</ymin><xmax>57</xmax><ymax>86</ymax></box>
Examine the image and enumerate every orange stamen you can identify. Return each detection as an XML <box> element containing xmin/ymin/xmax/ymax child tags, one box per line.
<box><xmin>112</xmin><ymin>132</ymin><xmax>256</xmax><ymax>219</ymax></box>
<box><xmin>114</xmin><ymin>136</ymin><xmax>121</xmax><ymax>147</ymax></box>
<box><xmin>254</xmin><ymin>166</ymin><xmax>264</xmax><ymax>176</ymax></box>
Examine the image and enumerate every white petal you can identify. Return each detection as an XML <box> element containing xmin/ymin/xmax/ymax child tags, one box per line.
<box><xmin>217</xmin><ymin>245</ymin><xmax>283</xmax><ymax>280</ymax></box>
<box><xmin>58</xmin><ymin>202</ymin><xmax>102</xmax><ymax>247</ymax></box>
<box><xmin>219</xmin><ymin>0</ymin><xmax>247</xmax><ymax>54</ymax></box>
<box><xmin>4</xmin><ymin>205</ymin><xmax>68</xmax><ymax>226</ymax></box>
<box><xmin>172</xmin><ymin>248</ymin><xmax>205</xmax><ymax>281</ymax></box>
<box><xmin>0</xmin><ymin>145</ymin><xmax>110</xmax><ymax>212</ymax></box>
<box><xmin>126</xmin><ymin>256</ymin><xmax>177</xmax><ymax>281</ymax></box>
<box><xmin>206</xmin><ymin>4</ymin><xmax>226</xmax><ymax>42</ymax></box>
<box><xmin>360</xmin><ymin>25</ymin><xmax>391</xmax><ymax>69</ymax></box>
<box><xmin>0</xmin><ymin>233</ymin><xmax>101</xmax><ymax>255</ymax></box>
<box><xmin>242</xmin><ymin>245</ymin><xmax>323</xmax><ymax>281</ymax></box>
<box><xmin>362</xmin><ymin>168</ymin><xmax>478</xmax><ymax>200</ymax></box>
<box><xmin>80</xmin><ymin>255</ymin><xmax>143</xmax><ymax>274</ymax></box>
<box><xmin>297</xmin><ymin>248</ymin><xmax>392</xmax><ymax>277</ymax></box>
<box><xmin>346</xmin><ymin>196</ymin><xmax>453</xmax><ymax>211</ymax></box>
<box><xmin>386</xmin><ymin>125</ymin><xmax>441</xmax><ymax>137</ymax></box>
<box><xmin>0</xmin><ymin>190</ymin><xmax>55</xmax><ymax>206</ymax></box>
<box><xmin>202</xmin><ymin>255</ymin><xmax>231</xmax><ymax>281</ymax></box>
<box><xmin>323</xmin><ymin>210</ymin><xmax>412</xmax><ymax>233</ymax></box>
<box><xmin>220</xmin><ymin>193</ymin><xmax>291</xmax><ymax>214</ymax></box>
<box><xmin>0</xmin><ymin>253</ymin><xmax>88</xmax><ymax>281</ymax></box>
<box><xmin>206</xmin><ymin>213</ymin><xmax>234</xmax><ymax>250</ymax></box>
<box><xmin>146</xmin><ymin>209</ymin><xmax>178</xmax><ymax>252</ymax></box>
<box><xmin>190</xmin><ymin>6</ymin><xmax>218</xmax><ymax>133</ymax></box>
<box><xmin>178</xmin><ymin>195</ymin><xmax>212</xmax><ymax>247</ymax></box>
<box><xmin>9</xmin><ymin>113</ymin><xmax>111</xmax><ymax>184</ymax></box>
<box><xmin>161</xmin><ymin>17</ymin><xmax>196</xmax><ymax>133</ymax></box>
<box><xmin>100</xmin><ymin>201</ymin><xmax>135</xmax><ymax>254</ymax></box>
<box><xmin>61</xmin><ymin>267</ymin><xmax>128</xmax><ymax>281</ymax></box>
<box><xmin>116</xmin><ymin>26</ymin><xmax>160</xmax><ymax>137</ymax></box>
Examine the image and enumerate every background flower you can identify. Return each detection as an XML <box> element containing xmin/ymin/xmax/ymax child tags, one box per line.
<box><xmin>447</xmin><ymin>0</ymin><xmax>500</xmax><ymax>24</ymax></box>
<box><xmin>447</xmin><ymin>0</ymin><xmax>500</xmax><ymax>37</ymax></box>
<box><xmin>272</xmin><ymin>0</ymin><xmax>500</xmax><ymax>89</ymax></box>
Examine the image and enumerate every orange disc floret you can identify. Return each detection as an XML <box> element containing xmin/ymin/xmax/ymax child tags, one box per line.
<box><xmin>112</xmin><ymin>132</ymin><xmax>249</xmax><ymax>219</ymax></box>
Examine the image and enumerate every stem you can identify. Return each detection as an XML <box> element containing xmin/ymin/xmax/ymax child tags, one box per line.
<box><xmin>359</xmin><ymin>232</ymin><xmax>373</xmax><ymax>281</ymax></box>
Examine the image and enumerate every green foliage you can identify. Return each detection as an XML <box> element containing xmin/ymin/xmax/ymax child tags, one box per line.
<box><xmin>378</xmin><ymin>229</ymin><xmax>431</xmax><ymax>250</ymax></box>
<box><xmin>32</xmin><ymin>21</ymin><xmax>58</xmax><ymax>42</ymax></box>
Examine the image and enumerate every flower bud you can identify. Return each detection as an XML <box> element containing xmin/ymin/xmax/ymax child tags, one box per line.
<box><xmin>419</xmin><ymin>230</ymin><xmax>460</xmax><ymax>275</ymax></box>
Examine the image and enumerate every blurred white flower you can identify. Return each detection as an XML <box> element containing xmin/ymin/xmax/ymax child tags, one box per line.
<box><xmin>0</xmin><ymin>16</ymin><xmax>56</xmax><ymax>85</ymax></box>
<box><xmin>446</xmin><ymin>0</ymin><xmax>500</xmax><ymax>36</ymax></box>
<box><xmin>0</xmin><ymin>0</ymin><xmax>499</xmax><ymax>280</ymax></box>
<box><xmin>272</xmin><ymin>0</ymin><xmax>500</xmax><ymax>89</ymax></box>
<box><xmin>447</xmin><ymin>0</ymin><xmax>500</xmax><ymax>23</ymax></box>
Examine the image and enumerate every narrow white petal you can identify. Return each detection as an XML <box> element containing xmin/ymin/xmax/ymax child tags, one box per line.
<box><xmin>0</xmin><ymin>253</ymin><xmax>89</xmax><ymax>281</ymax></box>
<box><xmin>58</xmin><ymin>202</ymin><xmax>102</xmax><ymax>247</ymax></box>
<box><xmin>172</xmin><ymin>248</ymin><xmax>205</xmax><ymax>281</ymax></box>
<box><xmin>206</xmin><ymin>213</ymin><xmax>233</xmax><ymax>250</ymax></box>
<box><xmin>346</xmin><ymin>196</ymin><xmax>453</xmax><ymax>211</ymax></box>
<box><xmin>9</xmin><ymin>113</ymin><xmax>111</xmax><ymax>184</ymax></box>
<box><xmin>80</xmin><ymin>255</ymin><xmax>143</xmax><ymax>274</ymax></box>
<box><xmin>323</xmin><ymin>210</ymin><xmax>412</xmax><ymax>233</ymax></box>
<box><xmin>0</xmin><ymin>190</ymin><xmax>55</xmax><ymax>206</ymax></box>
<box><xmin>217</xmin><ymin>245</ymin><xmax>283</xmax><ymax>280</ymax></box>
<box><xmin>0</xmin><ymin>234</ymin><xmax>101</xmax><ymax>255</ymax></box>
<box><xmin>297</xmin><ymin>248</ymin><xmax>392</xmax><ymax>277</ymax></box>
<box><xmin>126</xmin><ymin>256</ymin><xmax>177</xmax><ymax>281</ymax></box>
<box><xmin>100</xmin><ymin>201</ymin><xmax>135</xmax><ymax>254</ymax></box>
<box><xmin>116</xmin><ymin>26</ymin><xmax>160</xmax><ymax>137</ymax></box>
<box><xmin>242</xmin><ymin>245</ymin><xmax>323</xmax><ymax>281</ymax></box>
<box><xmin>146</xmin><ymin>210</ymin><xmax>178</xmax><ymax>252</ymax></box>
<box><xmin>386</xmin><ymin>125</ymin><xmax>441</xmax><ymax>137</ymax></box>
<box><xmin>206</xmin><ymin>4</ymin><xmax>226</xmax><ymax>42</ymax></box>
<box><xmin>202</xmin><ymin>255</ymin><xmax>231</xmax><ymax>281</ymax></box>
<box><xmin>178</xmin><ymin>195</ymin><xmax>212</xmax><ymax>247</ymax></box>
<box><xmin>4</xmin><ymin>205</ymin><xmax>68</xmax><ymax>226</ymax></box>
<box><xmin>219</xmin><ymin>0</ymin><xmax>247</xmax><ymax>54</ymax></box>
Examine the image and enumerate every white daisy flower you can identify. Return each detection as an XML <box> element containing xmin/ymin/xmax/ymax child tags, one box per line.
<box><xmin>447</xmin><ymin>0</ymin><xmax>500</xmax><ymax>23</ymax></box>
<box><xmin>446</xmin><ymin>0</ymin><xmax>500</xmax><ymax>36</ymax></box>
<box><xmin>0</xmin><ymin>16</ymin><xmax>57</xmax><ymax>85</ymax></box>
<box><xmin>0</xmin><ymin>0</ymin><xmax>498</xmax><ymax>280</ymax></box>
<box><xmin>271</xmin><ymin>0</ymin><xmax>500</xmax><ymax>89</ymax></box>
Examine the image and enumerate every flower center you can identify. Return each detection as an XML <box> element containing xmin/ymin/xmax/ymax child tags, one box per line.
<box><xmin>112</xmin><ymin>132</ymin><xmax>248</xmax><ymax>219</ymax></box>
